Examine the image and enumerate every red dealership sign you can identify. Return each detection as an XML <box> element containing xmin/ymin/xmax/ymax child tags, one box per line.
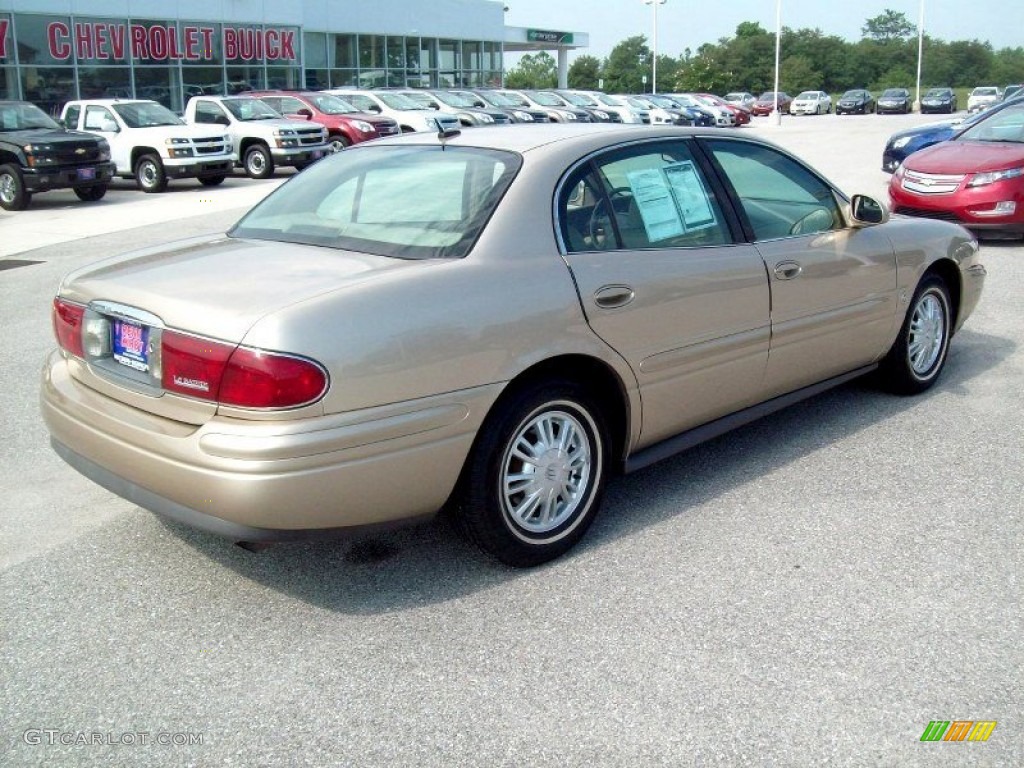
<box><xmin>0</xmin><ymin>18</ymin><xmax>9</xmax><ymax>60</ymax></box>
<box><xmin>44</xmin><ymin>22</ymin><xmax>296</xmax><ymax>62</ymax></box>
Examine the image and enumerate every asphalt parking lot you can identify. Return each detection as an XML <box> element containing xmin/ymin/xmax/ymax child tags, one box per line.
<box><xmin>2</xmin><ymin>116</ymin><xmax>1022</xmax><ymax>767</ymax></box>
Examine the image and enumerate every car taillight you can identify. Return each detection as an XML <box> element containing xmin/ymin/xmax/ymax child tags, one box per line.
<box><xmin>161</xmin><ymin>331</ymin><xmax>234</xmax><ymax>400</ymax></box>
<box><xmin>219</xmin><ymin>347</ymin><xmax>328</xmax><ymax>409</ymax></box>
<box><xmin>53</xmin><ymin>298</ymin><xmax>85</xmax><ymax>358</ymax></box>
<box><xmin>161</xmin><ymin>330</ymin><xmax>327</xmax><ymax>409</ymax></box>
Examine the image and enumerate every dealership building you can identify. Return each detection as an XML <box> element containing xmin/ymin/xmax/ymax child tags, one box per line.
<box><xmin>0</xmin><ymin>0</ymin><xmax>586</xmax><ymax>113</ymax></box>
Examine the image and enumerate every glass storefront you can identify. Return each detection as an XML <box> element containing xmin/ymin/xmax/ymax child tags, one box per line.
<box><xmin>1</xmin><ymin>12</ymin><xmax>15</xmax><ymax>98</ymax></box>
<box><xmin>2</xmin><ymin>13</ymin><xmax>503</xmax><ymax>110</ymax></box>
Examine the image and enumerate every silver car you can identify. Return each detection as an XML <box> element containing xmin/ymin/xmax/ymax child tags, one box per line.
<box><xmin>42</xmin><ymin>125</ymin><xmax>986</xmax><ymax>566</ymax></box>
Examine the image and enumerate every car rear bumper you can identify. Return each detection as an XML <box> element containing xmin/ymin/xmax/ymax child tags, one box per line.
<box><xmin>22</xmin><ymin>161</ymin><xmax>116</xmax><ymax>192</ymax></box>
<box><xmin>41</xmin><ymin>350</ymin><xmax>502</xmax><ymax>538</ymax></box>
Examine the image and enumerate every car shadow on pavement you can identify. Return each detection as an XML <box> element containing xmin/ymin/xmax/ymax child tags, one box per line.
<box><xmin>161</xmin><ymin>326</ymin><xmax>1014</xmax><ymax>614</ymax></box>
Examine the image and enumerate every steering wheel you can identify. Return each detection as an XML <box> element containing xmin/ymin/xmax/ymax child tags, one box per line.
<box><xmin>587</xmin><ymin>187</ymin><xmax>634</xmax><ymax>249</ymax></box>
<box><xmin>789</xmin><ymin>207</ymin><xmax>835</xmax><ymax>236</ymax></box>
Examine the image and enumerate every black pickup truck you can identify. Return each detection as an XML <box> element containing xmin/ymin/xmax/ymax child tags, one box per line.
<box><xmin>0</xmin><ymin>100</ymin><xmax>116</xmax><ymax>211</ymax></box>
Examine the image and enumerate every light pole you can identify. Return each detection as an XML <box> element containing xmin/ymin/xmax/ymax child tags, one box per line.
<box><xmin>914</xmin><ymin>0</ymin><xmax>925</xmax><ymax>112</ymax></box>
<box><xmin>644</xmin><ymin>0</ymin><xmax>667</xmax><ymax>94</ymax></box>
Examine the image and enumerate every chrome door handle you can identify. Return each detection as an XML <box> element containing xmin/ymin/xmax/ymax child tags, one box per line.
<box><xmin>593</xmin><ymin>284</ymin><xmax>635</xmax><ymax>309</ymax></box>
<box><xmin>774</xmin><ymin>261</ymin><xmax>802</xmax><ymax>280</ymax></box>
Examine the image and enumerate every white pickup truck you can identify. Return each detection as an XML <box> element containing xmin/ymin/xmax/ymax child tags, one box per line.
<box><xmin>60</xmin><ymin>99</ymin><xmax>235</xmax><ymax>192</ymax></box>
<box><xmin>184</xmin><ymin>95</ymin><xmax>329</xmax><ymax>179</ymax></box>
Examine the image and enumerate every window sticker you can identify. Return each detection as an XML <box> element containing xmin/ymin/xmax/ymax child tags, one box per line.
<box><xmin>625</xmin><ymin>168</ymin><xmax>685</xmax><ymax>242</ymax></box>
<box><xmin>664</xmin><ymin>161</ymin><xmax>717</xmax><ymax>231</ymax></box>
<box><xmin>624</xmin><ymin>160</ymin><xmax>718</xmax><ymax>243</ymax></box>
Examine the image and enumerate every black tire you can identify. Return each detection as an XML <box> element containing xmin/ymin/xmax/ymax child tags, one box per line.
<box><xmin>243</xmin><ymin>144</ymin><xmax>274</xmax><ymax>179</ymax></box>
<box><xmin>328</xmin><ymin>134</ymin><xmax>351</xmax><ymax>153</ymax></box>
<box><xmin>198</xmin><ymin>175</ymin><xmax>226</xmax><ymax>187</ymax></box>
<box><xmin>73</xmin><ymin>184</ymin><xmax>107</xmax><ymax>202</ymax></box>
<box><xmin>877</xmin><ymin>274</ymin><xmax>952</xmax><ymax>395</ymax></box>
<box><xmin>0</xmin><ymin>163</ymin><xmax>31</xmax><ymax>211</ymax></box>
<box><xmin>134</xmin><ymin>154</ymin><xmax>167</xmax><ymax>193</ymax></box>
<box><xmin>457</xmin><ymin>380</ymin><xmax>610</xmax><ymax>567</ymax></box>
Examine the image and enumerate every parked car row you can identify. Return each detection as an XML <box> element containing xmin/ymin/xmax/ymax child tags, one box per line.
<box><xmin>4</xmin><ymin>85</ymin><xmax>765</xmax><ymax>211</ymax></box>
<box><xmin>736</xmin><ymin>85</ymin><xmax>1020</xmax><ymax>117</ymax></box>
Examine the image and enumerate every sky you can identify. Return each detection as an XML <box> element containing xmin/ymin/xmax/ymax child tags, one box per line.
<box><xmin>501</xmin><ymin>0</ymin><xmax>1024</xmax><ymax>62</ymax></box>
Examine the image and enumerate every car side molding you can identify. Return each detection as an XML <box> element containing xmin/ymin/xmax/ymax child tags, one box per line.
<box><xmin>624</xmin><ymin>364</ymin><xmax>878</xmax><ymax>473</ymax></box>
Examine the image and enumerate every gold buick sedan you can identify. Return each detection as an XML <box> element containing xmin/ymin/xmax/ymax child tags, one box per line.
<box><xmin>41</xmin><ymin>124</ymin><xmax>986</xmax><ymax>566</ymax></box>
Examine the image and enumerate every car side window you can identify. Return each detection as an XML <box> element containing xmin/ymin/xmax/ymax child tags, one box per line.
<box><xmin>705</xmin><ymin>140</ymin><xmax>843</xmax><ymax>241</ymax></box>
<box><xmin>559</xmin><ymin>140</ymin><xmax>732</xmax><ymax>253</ymax></box>
<box><xmin>274</xmin><ymin>97</ymin><xmax>306</xmax><ymax>114</ymax></box>
<box><xmin>347</xmin><ymin>95</ymin><xmax>376</xmax><ymax>112</ymax></box>
<box><xmin>83</xmin><ymin>106</ymin><xmax>114</xmax><ymax>131</ymax></box>
<box><xmin>194</xmin><ymin>101</ymin><xmax>226</xmax><ymax>124</ymax></box>
<box><xmin>63</xmin><ymin>105</ymin><xmax>81</xmax><ymax>130</ymax></box>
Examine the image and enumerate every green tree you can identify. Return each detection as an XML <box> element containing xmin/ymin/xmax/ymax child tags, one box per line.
<box><xmin>602</xmin><ymin>35</ymin><xmax>651</xmax><ymax>94</ymax></box>
<box><xmin>568</xmin><ymin>55</ymin><xmax>602</xmax><ymax>89</ymax></box>
<box><xmin>862</xmin><ymin>9</ymin><xmax>915</xmax><ymax>43</ymax></box>
<box><xmin>872</xmin><ymin>65</ymin><xmax>915</xmax><ymax>92</ymax></box>
<box><xmin>991</xmin><ymin>47</ymin><xmax>1024</xmax><ymax>85</ymax></box>
<box><xmin>504</xmin><ymin>53</ymin><xmax>557</xmax><ymax>89</ymax></box>
<box><xmin>722</xmin><ymin>22</ymin><xmax>775</xmax><ymax>94</ymax></box>
<box><xmin>780</xmin><ymin>54</ymin><xmax>822</xmax><ymax>95</ymax></box>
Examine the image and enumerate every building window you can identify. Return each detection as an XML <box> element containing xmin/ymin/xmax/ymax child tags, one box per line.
<box><xmin>266</xmin><ymin>66</ymin><xmax>300</xmax><ymax>90</ymax></box>
<box><xmin>331</xmin><ymin>34</ymin><xmax>355</xmax><ymax>69</ymax></box>
<box><xmin>303</xmin><ymin>30</ymin><xmax>326</xmax><ymax>89</ymax></box>
<box><xmin>463</xmin><ymin>41</ymin><xmax>482</xmax><ymax>71</ymax></box>
<box><xmin>135</xmin><ymin>66</ymin><xmax>182</xmax><ymax>110</ymax></box>
<box><xmin>226</xmin><ymin>65</ymin><xmax>264</xmax><ymax>93</ymax></box>
<box><xmin>15</xmin><ymin>14</ymin><xmax>72</xmax><ymax>65</ymax></box>
<box><xmin>0</xmin><ymin>67</ymin><xmax>16</xmax><ymax>99</ymax></box>
<box><xmin>20</xmin><ymin>66</ymin><xmax>75</xmax><ymax>115</ymax></box>
<box><xmin>359</xmin><ymin>34</ymin><xmax>385</xmax><ymax>69</ymax></box>
<box><xmin>77</xmin><ymin>65</ymin><xmax>130</xmax><ymax>98</ymax></box>
<box><xmin>438</xmin><ymin>39</ymin><xmax>460</xmax><ymax>71</ymax></box>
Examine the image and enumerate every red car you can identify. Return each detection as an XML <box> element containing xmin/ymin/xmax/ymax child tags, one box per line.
<box><xmin>751</xmin><ymin>91</ymin><xmax>792</xmax><ymax>116</ymax></box>
<box><xmin>889</xmin><ymin>98</ymin><xmax>1024</xmax><ymax>235</ymax></box>
<box><xmin>697</xmin><ymin>93</ymin><xmax>751</xmax><ymax>126</ymax></box>
<box><xmin>250</xmin><ymin>91</ymin><xmax>400</xmax><ymax>152</ymax></box>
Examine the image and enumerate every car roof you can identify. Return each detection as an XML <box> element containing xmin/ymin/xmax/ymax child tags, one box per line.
<box><xmin>66</xmin><ymin>99</ymin><xmax>156</xmax><ymax>105</ymax></box>
<box><xmin>352</xmin><ymin>123</ymin><xmax>762</xmax><ymax>155</ymax></box>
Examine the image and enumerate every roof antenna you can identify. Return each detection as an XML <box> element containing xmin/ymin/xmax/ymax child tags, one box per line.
<box><xmin>437</xmin><ymin>127</ymin><xmax>461</xmax><ymax>149</ymax></box>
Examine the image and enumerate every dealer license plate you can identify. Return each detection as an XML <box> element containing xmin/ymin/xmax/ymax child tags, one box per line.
<box><xmin>112</xmin><ymin>319</ymin><xmax>150</xmax><ymax>373</ymax></box>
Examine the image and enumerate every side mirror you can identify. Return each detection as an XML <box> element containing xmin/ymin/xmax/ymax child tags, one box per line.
<box><xmin>101</xmin><ymin>119</ymin><xmax>119</xmax><ymax>133</ymax></box>
<box><xmin>368</xmin><ymin>104</ymin><xmax>382</xmax><ymax>113</ymax></box>
<box><xmin>850</xmin><ymin>194</ymin><xmax>889</xmax><ymax>226</ymax></box>
<box><xmin>297</xmin><ymin>108</ymin><xmax>313</xmax><ymax>120</ymax></box>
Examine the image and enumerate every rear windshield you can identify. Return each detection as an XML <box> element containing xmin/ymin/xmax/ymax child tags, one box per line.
<box><xmin>230</xmin><ymin>145</ymin><xmax>521</xmax><ymax>259</ymax></box>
